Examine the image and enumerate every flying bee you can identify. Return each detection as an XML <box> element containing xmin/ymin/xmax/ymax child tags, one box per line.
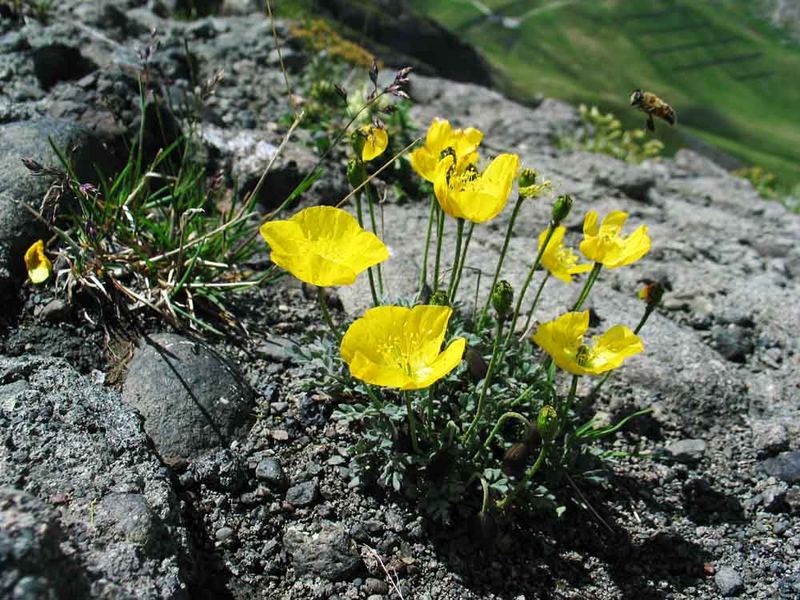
<box><xmin>630</xmin><ymin>89</ymin><xmax>676</xmax><ymax>132</ymax></box>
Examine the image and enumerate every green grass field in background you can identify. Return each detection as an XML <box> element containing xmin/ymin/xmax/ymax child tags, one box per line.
<box><xmin>409</xmin><ymin>0</ymin><xmax>800</xmax><ymax>189</ymax></box>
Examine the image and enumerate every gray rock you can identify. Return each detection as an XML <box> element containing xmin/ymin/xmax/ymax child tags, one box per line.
<box><xmin>762</xmin><ymin>484</ymin><xmax>789</xmax><ymax>513</ymax></box>
<box><xmin>0</xmin><ymin>355</ymin><xmax>191</xmax><ymax>598</ymax></box>
<box><xmin>122</xmin><ymin>333</ymin><xmax>255</xmax><ymax>460</ymax></box>
<box><xmin>760</xmin><ymin>451</ymin><xmax>800</xmax><ymax>484</ymax></box>
<box><xmin>199</xmin><ymin>124</ymin><xmax>316</xmax><ymax>210</ymax></box>
<box><xmin>666</xmin><ymin>439</ymin><xmax>707</xmax><ymax>464</ymax></box>
<box><xmin>0</xmin><ymin>488</ymin><xmax>89</xmax><ymax>599</ymax></box>
<box><xmin>365</xmin><ymin>577</ymin><xmax>390</xmax><ymax>595</ymax></box>
<box><xmin>95</xmin><ymin>493</ymin><xmax>155</xmax><ymax>546</ymax></box>
<box><xmin>714</xmin><ymin>565</ymin><xmax>743</xmax><ymax>596</ymax></box>
<box><xmin>751</xmin><ymin>420</ymin><xmax>789</xmax><ymax>457</ymax></box>
<box><xmin>711</xmin><ymin>323</ymin><xmax>754</xmax><ymax>363</ymax></box>
<box><xmin>286</xmin><ymin>479</ymin><xmax>319</xmax><ymax>508</ymax></box>
<box><xmin>255</xmin><ymin>457</ymin><xmax>285</xmax><ymax>488</ymax></box>
<box><xmin>283</xmin><ymin>523</ymin><xmax>361</xmax><ymax>581</ymax></box>
<box><xmin>0</xmin><ymin>118</ymin><xmax>109</xmax><ymax>301</ymax></box>
<box><xmin>785</xmin><ymin>487</ymin><xmax>800</xmax><ymax>514</ymax></box>
<box><xmin>32</xmin><ymin>43</ymin><xmax>96</xmax><ymax>90</ymax></box>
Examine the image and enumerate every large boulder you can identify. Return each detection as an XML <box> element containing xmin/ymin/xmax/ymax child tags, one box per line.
<box><xmin>0</xmin><ymin>355</ymin><xmax>193</xmax><ymax>598</ymax></box>
<box><xmin>122</xmin><ymin>333</ymin><xmax>256</xmax><ymax>461</ymax></box>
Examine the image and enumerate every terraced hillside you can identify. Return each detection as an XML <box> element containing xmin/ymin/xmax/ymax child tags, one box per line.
<box><xmin>410</xmin><ymin>0</ymin><xmax>800</xmax><ymax>187</ymax></box>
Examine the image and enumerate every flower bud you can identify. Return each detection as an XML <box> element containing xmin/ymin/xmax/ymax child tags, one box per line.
<box><xmin>502</xmin><ymin>441</ymin><xmax>530</xmax><ymax>476</ymax></box>
<box><xmin>429</xmin><ymin>290</ymin><xmax>450</xmax><ymax>307</ymax></box>
<box><xmin>346</xmin><ymin>159</ymin><xmax>367</xmax><ymax>190</ymax></box>
<box><xmin>537</xmin><ymin>405</ymin><xmax>559</xmax><ymax>442</ymax></box>
<box><xmin>518</xmin><ymin>168</ymin><xmax>537</xmax><ymax>189</ymax></box>
<box><xmin>638</xmin><ymin>280</ymin><xmax>665</xmax><ymax>307</ymax></box>
<box><xmin>464</xmin><ymin>346</ymin><xmax>488</xmax><ymax>382</ymax></box>
<box><xmin>551</xmin><ymin>194</ymin><xmax>572</xmax><ymax>225</ymax></box>
<box><xmin>491</xmin><ymin>280</ymin><xmax>514</xmax><ymax>320</ymax></box>
<box><xmin>350</xmin><ymin>130</ymin><xmax>366</xmax><ymax>161</ymax></box>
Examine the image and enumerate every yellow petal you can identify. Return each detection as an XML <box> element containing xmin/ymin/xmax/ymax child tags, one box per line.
<box><xmin>24</xmin><ymin>239</ymin><xmax>52</xmax><ymax>284</ymax></box>
<box><xmin>260</xmin><ymin>206</ymin><xmax>388</xmax><ymax>287</ymax></box>
<box><xmin>606</xmin><ymin>225</ymin><xmax>651</xmax><ymax>269</ymax></box>
<box><xmin>361</xmin><ymin>126</ymin><xmax>388</xmax><ymax>162</ymax></box>
<box><xmin>532</xmin><ymin>311</ymin><xmax>590</xmax><ymax>374</ymax></box>
<box><xmin>586</xmin><ymin>325</ymin><xmax>644</xmax><ymax>374</ymax></box>
<box><xmin>340</xmin><ymin>305</ymin><xmax>464</xmax><ymax>390</ymax></box>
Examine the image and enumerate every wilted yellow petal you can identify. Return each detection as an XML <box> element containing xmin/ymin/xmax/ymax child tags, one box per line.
<box><xmin>260</xmin><ymin>206</ymin><xmax>389</xmax><ymax>287</ymax></box>
<box><xmin>24</xmin><ymin>239</ymin><xmax>52</xmax><ymax>284</ymax></box>
<box><xmin>340</xmin><ymin>305</ymin><xmax>465</xmax><ymax>390</ymax></box>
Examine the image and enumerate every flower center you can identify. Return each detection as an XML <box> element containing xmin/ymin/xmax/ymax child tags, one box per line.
<box><xmin>575</xmin><ymin>344</ymin><xmax>591</xmax><ymax>367</ymax></box>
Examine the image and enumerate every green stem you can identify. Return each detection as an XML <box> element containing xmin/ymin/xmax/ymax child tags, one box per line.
<box><xmin>560</xmin><ymin>374</ymin><xmax>579</xmax><ymax>426</ymax></box>
<box><xmin>479</xmin><ymin>477</ymin><xmax>490</xmax><ymax>514</ymax></box>
<box><xmin>354</xmin><ymin>193</ymin><xmax>380</xmax><ymax>306</ymax></box>
<box><xmin>450</xmin><ymin>221</ymin><xmax>474</xmax><ymax>304</ymax></box>
<box><xmin>497</xmin><ymin>443</ymin><xmax>549</xmax><ymax>510</ymax></box>
<box><xmin>418</xmin><ymin>196</ymin><xmax>437</xmax><ymax>300</ymax></box>
<box><xmin>404</xmin><ymin>392</ymin><xmax>420</xmax><ymax>453</ymax></box>
<box><xmin>462</xmin><ymin>317</ymin><xmax>505</xmax><ymax>447</ymax></box>
<box><xmin>433</xmin><ymin>207</ymin><xmax>445</xmax><ymax>292</ymax></box>
<box><xmin>505</xmin><ymin>222</ymin><xmax>557</xmax><ymax>346</ymax></box>
<box><xmin>479</xmin><ymin>194</ymin><xmax>524</xmax><ymax>329</ymax></box>
<box><xmin>317</xmin><ymin>286</ymin><xmax>339</xmax><ymax>338</ymax></box>
<box><xmin>521</xmin><ymin>271</ymin><xmax>551</xmax><ymax>339</ymax></box>
<box><xmin>425</xmin><ymin>385</ymin><xmax>436</xmax><ymax>436</ymax></box>
<box><xmin>571</xmin><ymin>262</ymin><xmax>602</xmax><ymax>312</ymax></box>
<box><xmin>473</xmin><ymin>411</ymin><xmax>530</xmax><ymax>461</ymax></box>
<box><xmin>447</xmin><ymin>218</ymin><xmax>465</xmax><ymax>301</ymax></box>
<box><xmin>365</xmin><ymin>181</ymin><xmax>385</xmax><ymax>297</ymax></box>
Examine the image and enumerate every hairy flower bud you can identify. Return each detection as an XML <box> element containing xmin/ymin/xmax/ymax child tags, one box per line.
<box><xmin>491</xmin><ymin>280</ymin><xmax>514</xmax><ymax>320</ymax></box>
<box><xmin>346</xmin><ymin>159</ymin><xmax>367</xmax><ymax>190</ymax></box>
<box><xmin>464</xmin><ymin>346</ymin><xmax>488</xmax><ymax>382</ymax></box>
<box><xmin>350</xmin><ymin>131</ymin><xmax>366</xmax><ymax>162</ymax></box>
<box><xmin>551</xmin><ymin>194</ymin><xmax>573</xmax><ymax>225</ymax></box>
<box><xmin>429</xmin><ymin>290</ymin><xmax>450</xmax><ymax>306</ymax></box>
<box><xmin>518</xmin><ymin>168</ymin><xmax>537</xmax><ymax>189</ymax></box>
<box><xmin>638</xmin><ymin>280</ymin><xmax>665</xmax><ymax>307</ymax></box>
<box><xmin>537</xmin><ymin>405</ymin><xmax>559</xmax><ymax>442</ymax></box>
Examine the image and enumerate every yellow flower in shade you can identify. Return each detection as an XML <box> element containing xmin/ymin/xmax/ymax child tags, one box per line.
<box><xmin>358</xmin><ymin>125</ymin><xmax>388</xmax><ymax>162</ymax></box>
<box><xmin>532</xmin><ymin>311</ymin><xmax>643</xmax><ymax>376</ymax></box>
<box><xmin>259</xmin><ymin>206</ymin><xmax>389</xmax><ymax>287</ymax></box>
<box><xmin>340</xmin><ymin>305</ymin><xmax>466</xmax><ymax>390</ymax></box>
<box><xmin>24</xmin><ymin>240</ymin><xmax>52</xmax><ymax>284</ymax></box>
<box><xmin>409</xmin><ymin>118</ymin><xmax>483</xmax><ymax>182</ymax></box>
<box><xmin>539</xmin><ymin>226</ymin><xmax>593</xmax><ymax>283</ymax></box>
<box><xmin>579</xmin><ymin>210</ymin><xmax>650</xmax><ymax>268</ymax></box>
<box><xmin>433</xmin><ymin>153</ymin><xmax>520</xmax><ymax>223</ymax></box>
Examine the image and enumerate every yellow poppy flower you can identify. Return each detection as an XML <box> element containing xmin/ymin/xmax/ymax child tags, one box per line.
<box><xmin>409</xmin><ymin>118</ymin><xmax>482</xmax><ymax>182</ymax></box>
<box><xmin>433</xmin><ymin>153</ymin><xmax>520</xmax><ymax>223</ymax></box>
<box><xmin>358</xmin><ymin>125</ymin><xmax>388</xmax><ymax>162</ymax></box>
<box><xmin>259</xmin><ymin>206</ymin><xmax>389</xmax><ymax>287</ymax></box>
<box><xmin>24</xmin><ymin>239</ymin><xmax>52</xmax><ymax>284</ymax></box>
<box><xmin>532</xmin><ymin>311</ymin><xmax>643</xmax><ymax>376</ymax></box>
<box><xmin>340</xmin><ymin>305</ymin><xmax>466</xmax><ymax>390</ymax></box>
<box><xmin>539</xmin><ymin>226</ymin><xmax>593</xmax><ymax>283</ymax></box>
<box><xmin>579</xmin><ymin>210</ymin><xmax>650</xmax><ymax>269</ymax></box>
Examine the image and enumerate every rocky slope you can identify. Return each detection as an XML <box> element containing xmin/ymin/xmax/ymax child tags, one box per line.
<box><xmin>1</xmin><ymin>2</ymin><xmax>799</xmax><ymax>599</ymax></box>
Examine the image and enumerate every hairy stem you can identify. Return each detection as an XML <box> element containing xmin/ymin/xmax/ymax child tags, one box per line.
<box><xmin>478</xmin><ymin>194</ymin><xmax>524</xmax><ymax>329</ymax></box>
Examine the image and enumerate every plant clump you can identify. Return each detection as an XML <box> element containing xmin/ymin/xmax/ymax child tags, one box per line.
<box><xmin>562</xmin><ymin>104</ymin><xmax>664</xmax><ymax>164</ymax></box>
<box><xmin>260</xmin><ymin>67</ymin><xmax>664</xmax><ymax>524</ymax></box>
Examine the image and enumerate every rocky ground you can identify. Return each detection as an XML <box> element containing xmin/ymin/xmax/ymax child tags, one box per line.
<box><xmin>1</xmin><ymin>2</ymin><xmax>799</xmax><ymax>599</ymax></box>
